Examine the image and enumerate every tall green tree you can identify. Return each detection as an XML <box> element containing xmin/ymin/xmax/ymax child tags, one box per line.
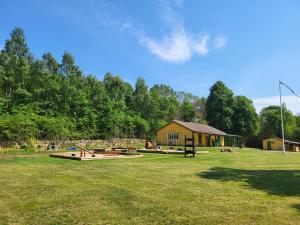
<box><xmin>206</xmin><ymin>81</ymin><xmax>234</xmax><ymax>133</ymax></box>
<box><xmin>2</xmin><ymin>27</ymin><xmax>32</xmax><ymax>59</ymax></box>
<box><xmin>179</xmin><ymin>100</ymin><xmax>196</xmax><ymax>122</ymax></box>
<box><xmin>294</xmin><ymin>115</ymin><xmax>300</xmax><ymax>142</ymax></box>
<box><xmin>42</xmin><ymin>53</ymin><xmax>60</xmax><ymax>74</ymax></box>
<box><xmin>133</xmin><ymin>77</ymin><xmax>149</xmax><ymax>118</ymax></box>
<box><xmin>150</xmin><ymin>84</ymin><xmax>178</xmax><ymax>120</ymax></box>
<box><xmin>260</xmin><ymin>105</ymin><xmax>296</xmax><ymax>139</ymax></box>
<box><xmin>0</xmin><ymin>27</ymin><xmax>32</xmax><ymax>110</ymax></box>
<box><xmin>194</xmin><ymin>97</ymin><xmax>207</xmax><ymax>123</ymax></box>
<box><xmin>232</xmin><ymin>96</ymin><xmax>258</xmax><ymax>136</ymax></box>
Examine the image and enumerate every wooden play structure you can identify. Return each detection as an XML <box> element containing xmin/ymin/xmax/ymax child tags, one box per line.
<box><xmin>184</xmin><ymin>134</ymin><xmax>196</xmax><ymax>157</ymax></box>
<box><xmin>145</xmin><ymin>139</ymin><xmax>157</xmax><ymax>149</ymax></box>
<box><xmin>75</xmin><ymin>144</ymin><xmax>96</xmax><ymax>157</ymax></box>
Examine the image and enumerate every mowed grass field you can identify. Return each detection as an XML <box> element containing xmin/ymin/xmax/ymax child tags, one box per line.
<box><xmin>0</xmin><ymin>148</ymin><xmax>300</xmax><ymax>225</ymax></box>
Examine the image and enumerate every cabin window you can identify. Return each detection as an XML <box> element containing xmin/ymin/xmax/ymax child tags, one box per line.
<box><xmin>168</xmin><ymin>132</ymin><xmax>179</xmax><ymax>140</ymax></box>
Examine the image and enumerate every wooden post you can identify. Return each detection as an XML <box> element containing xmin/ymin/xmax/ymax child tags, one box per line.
<box><xmin>76</xmin><ymin>144</ymin><xmax>95</xmax><ymax>157</ymax></box>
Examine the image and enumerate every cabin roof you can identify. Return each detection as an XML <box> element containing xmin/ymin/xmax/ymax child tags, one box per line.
<box><xmin>169</xmin><ymin>120</ymin><xmax>227</xmax><ymax>136</ymax></box>
<box><xmin>264</xmin><ymin>138</ymin><xmax>300</xmax><ymax>145</ymax></box>
<box><xmin>284</xmin><ymin>140</ymin><xmax>300</xmax><ymax>145</ymax></box>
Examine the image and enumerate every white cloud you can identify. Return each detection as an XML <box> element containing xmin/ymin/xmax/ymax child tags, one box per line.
<box><xmin>213</xmin><ymin>35</ymin><xmax>227</xmax><ymax>49</ymax></box>
<box><xmin>193</xmin><ymin>35</ymin><xmax>210</xmax><ymax>56</ymax></box>
<box><xmin>95</xmin><ymin>0</ymin><xmax>226</xmax><ymax>63</ymax></box>
<box><xmin>123</xmin><ymin>1</ymin><xmax>212</xmax><ymax>63</ymax></box>
<box><xmin>160</xmin><ymin>0</ymin><xmax>181</xmax><ymax>27</ymax></box>
<box><xmin>253</xmin><ymin>96</ymin><xmax>300</xmax><ymax>115</ymax></box>
<box><xmin>135</xmin><ymin>29</ymin><xmax>211</xmax><ymax>63</ymax></box>
<box><xmin>138</xmin><ymin>28</ymin><xmax>192</xmax><ymax>62</ymax></box>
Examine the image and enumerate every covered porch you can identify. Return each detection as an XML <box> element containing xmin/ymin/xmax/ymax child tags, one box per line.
<box><xmin>224</xmin><ymin>134</ymin><xmax>243</xmax><ymax>147</ymax></box>
<box><xmin>201</xmin><ymin>134</ymin><xmax>242</xmax><ymax>147</ymax></box>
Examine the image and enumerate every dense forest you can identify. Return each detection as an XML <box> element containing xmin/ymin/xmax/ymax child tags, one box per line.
<box><xmin>0</xmin><ymin>28</ymin><xmax>299</xmax><ymax>146</ymax></box>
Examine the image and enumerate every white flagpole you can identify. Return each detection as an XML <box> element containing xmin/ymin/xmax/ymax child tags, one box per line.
<box><xmin>279</xmin><ymin>81</ymin><xmax>286</xmax><ymax>153</ymax></box>
<box><xmin>278</xmin><ymin>80</ymin><xmax>300</xmax><ymax>153</ymax></box>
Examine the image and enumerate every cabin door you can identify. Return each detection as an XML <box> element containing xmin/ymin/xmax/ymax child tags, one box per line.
<box><xmin>267</xmin><ymin>141</ymin><xmax>272</xmax><ymax>150</ymax></box>
<box><xmin>168</xmin><ymin>132</ymin><xmax>178</xmax><ymax>146</ymax></box>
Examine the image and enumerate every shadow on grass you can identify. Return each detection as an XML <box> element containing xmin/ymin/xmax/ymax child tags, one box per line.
<box><xmin>293</xmin><ymin>204</ymin><xmax>300</xmax><ymax>211</ymax></box>
<box><xmin>198</xmin><ymin>167</ymin><xmax>300</xmax><ymax>197</ymax></box>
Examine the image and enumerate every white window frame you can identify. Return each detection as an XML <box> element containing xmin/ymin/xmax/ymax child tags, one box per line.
<box><xmin>168</xmin><ymin>132</ymin><xmax>179</xmax><ymax>140</ymax></box>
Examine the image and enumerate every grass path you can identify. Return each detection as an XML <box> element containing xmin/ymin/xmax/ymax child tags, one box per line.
<box><xmin>0</xmin><ymin>149</ymin><xmax>300</xmax><ymax>225</ymax></box>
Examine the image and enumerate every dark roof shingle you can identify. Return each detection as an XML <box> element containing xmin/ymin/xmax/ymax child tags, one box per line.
<box><xmin>173</xmin><ymin>120</ymin><xmax>226</xmax><ymax>135</ymax></box>
<box><xmin>265</xmin><ymin>138</ymin><xmax>300</xmax><ymax>145</ymax></box>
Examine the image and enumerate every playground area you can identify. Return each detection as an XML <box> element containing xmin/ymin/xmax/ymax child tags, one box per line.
<box><xmin>47</xmin><ymin>138</ymin><xmax>210</xmax><ymax>160</ymax></box>
<box><xmin>0</xmin><ymin>138</ymin><xmax>240</xmax><ymax>162</ymax></box>
<box><xmin>50</xmin><ymin>146</ymin><xmax>143</xmax><ymax>160</ymax></box>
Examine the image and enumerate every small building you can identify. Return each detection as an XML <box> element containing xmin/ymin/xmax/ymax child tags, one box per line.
<box><xmin>156</xmin><ymin>120</ymin><xmax>242</xmax><ymax>147</ymax></box>
<box><xmin>263</xmin><ymin>138</ymin><xmax>300</xmax><ymax>152</ymax></box>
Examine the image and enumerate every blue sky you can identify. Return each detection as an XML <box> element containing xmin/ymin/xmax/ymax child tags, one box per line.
<box><xmin>1</xmin><ymin>0</ymin><xmax>300</xmax><ymax>113</ymax></box>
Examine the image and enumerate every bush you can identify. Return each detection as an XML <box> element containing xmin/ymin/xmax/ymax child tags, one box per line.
<box><xmin>0</xmin><ymin>112</ymin><xmax>75</xmax><ymax>142</ymax></box>
<box><xmin>0</xmin><ymin>113</ymin><xmax>38</xmax><ymax>142</ymax></box>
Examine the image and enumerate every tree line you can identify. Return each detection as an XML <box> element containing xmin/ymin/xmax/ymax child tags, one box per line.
<box><xmin>206</xmin><ymin>81</ymin><xmax>300</xmax><ymax>147</ymax></box>
<box><xmin>0</xmin><ymin>28</ymin><xmax>299</xmax><ymax>146</ymax></box>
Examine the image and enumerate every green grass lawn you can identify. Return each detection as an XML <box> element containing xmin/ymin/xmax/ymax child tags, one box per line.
<box><xmin>0</xmin><ymin>148</ymin><xmax>300</xmax><ymax>225</ymax></box>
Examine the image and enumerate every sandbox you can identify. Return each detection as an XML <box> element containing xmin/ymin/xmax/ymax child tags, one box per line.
<box><xmin>50</xmin><ymin>152</ymin><xmax>143</xmax><ymax>160</ymax></box>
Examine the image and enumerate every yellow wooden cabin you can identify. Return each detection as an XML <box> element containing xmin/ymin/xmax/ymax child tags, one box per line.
<box><xmin>263</xmin><ymin>138</ymin><xmax>300</xmax><ymax>152</ymax></box>
<box><xmin>156</xmin><ymin>120</ymin><xmax>241</xmax><ymax>147</ymax></box>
